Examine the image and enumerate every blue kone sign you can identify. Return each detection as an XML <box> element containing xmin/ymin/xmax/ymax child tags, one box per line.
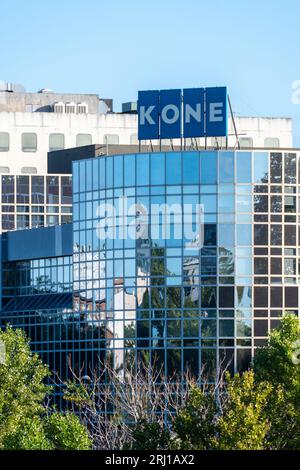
<box><xmin>138</xmin><ymin>87</ymin><xmax>228</xmax><ymax>140</ymax></box>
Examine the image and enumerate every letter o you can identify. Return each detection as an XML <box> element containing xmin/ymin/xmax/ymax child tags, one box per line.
<box><xmin>161</xmin><ymin>104</ymin><xmax>179</xmax><ymax>124</ymax></box>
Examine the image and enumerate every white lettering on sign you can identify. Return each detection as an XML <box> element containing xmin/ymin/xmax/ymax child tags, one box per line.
<box><xmin>139</xmin><ymin>105</ymin><xmax>155</xmax><ymax>125</ymax></box>
<box><xmin>209</xmin><ymin>102</ymin><xmax>223</xmax><ymax>122</ymax></box>
<box><xmin>185</xmin><ymin>103</ymin><xmax>202</xmax><ymax>123</ymax></box>
<box><xmin>161</xmin><ymin>104</ymin><xmax>180</xmax><ymax>124</ymax></box>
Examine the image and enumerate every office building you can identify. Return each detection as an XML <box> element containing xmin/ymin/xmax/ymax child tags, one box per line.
<box><xmin>1</xmin><ymin>149</ymin><xmax>299</xmax><ymax>406</ymax></box>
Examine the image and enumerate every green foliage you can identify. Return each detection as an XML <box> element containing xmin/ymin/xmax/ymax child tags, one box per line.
<box><xmin>253</xmin><ymin>314</ymin><xmax>300</xmax><ymax>449</ymax></box>
<box><xmin>125</xmin><ymin>419</ymin><xmax>172</xmax><ymax>450</ymax></box>
<box><xmin>217</xmin><ymin>371</ymin><xmax>272</xmax><ymax>450</ymax></box>
<box><xmin>0</xmin><ymin>327</ymin><xmax>91</xmax><ymax>450</ymax></box>
<box><xmin>1</xmin><ymin>416</ymin><xmax>52</xmax><ymax>450</ymax></box>
<box><xmin>172</xmin><ymin>386</ymin><xmax>218</xmax><ymax>450</ymax></box>
<box><xmin>123</xmin><ymin>315</ymin><xmax>300</xmax><ymax>450</ymax></box>
<box><xmin>254</xmin><ymin>314</ymin><xmax>300</xmax><ymax>396</ymax></box>
<box><xmin>0</xmin><ymin>327</ymin><xmax>50</xmax><ymax>448</ymax></box>
<box><xmin>43</xmin><ymin>413</ymin><xmax>91</xmax><ymax>450</ymax></box>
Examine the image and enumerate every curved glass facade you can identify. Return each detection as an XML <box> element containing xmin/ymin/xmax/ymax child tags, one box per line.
<box><xmin>72</xmin><ymin>150</ymin><xmax>300</xmax><ymax>378</ymax></box>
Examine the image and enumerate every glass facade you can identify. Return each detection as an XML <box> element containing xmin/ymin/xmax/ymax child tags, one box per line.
<box><xmin>1</xmin><ymin>174</ymin><xmax>72</xmax><ymax>232</ymax></box>
<box><xmin>72</xmin><ymin>150</ymin><xmax>300</xmax><ymax>378</ymax></box>
<box><xmin>1</xmin><ymin>150</ymin><xmax>300</xmax><ymax>406</ymax></box>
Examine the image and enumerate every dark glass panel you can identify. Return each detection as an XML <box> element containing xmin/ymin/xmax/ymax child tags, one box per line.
<box><xmin>236</xmin><ymin>349</ymin><xmax>251</xmax><ymax>372</ymax></box>
<box><xmin>284</xmin><ymin>226</ymin><xmax>296</xmax><ymax>246</ymax></box>
<box><xmin>46</xmin><ymin>176</ymin><xmax>59</xmax><ymax>204</ymax></box>
<box><xmin>254</xmin><ymin>287</ymin><xmax>268</xmax><ymax>307</ymax></box>
<box><xmin>270</xmin><ymin>152</ymin><xmax>282</xmax><ymax>183</ymax></box>
<box><xmin>61</xmin><ymin>176</ymin><xmax>72</xmax><ymax>204</ymax></box>
<box><xmin>31</xmin><ymin>176</ymin><xmax>44</xmax><ymax>204</ymax></box>
<box><xmin>254</xmin><ymin>258</ymin><xmax>268</xmax><ymax>275</ymax></box>
<box><xmin>219</xmin><ymin>287</ymin><xmax>234</xmax><ymax>308</ymax></box>
<box><xmin>285</xmin><ymin>287</ymin><xmax>298</xmax><ymax>308</ymax></box>
<box><xmin>271</xmin><ymin>258</ymin><xmax>282</xmax><ymax>275</ymax></box>
<box><xmin>254</xmin><ymin>225</ymin><xmax>268</xmax><ymax>245</ymax></box>
<box><xmin>271</xmin><ymin>225</ymin><xmax>282</xmax><ymax>246</ymax></box>
<box><xmin>271</xmin><ymin>287</ymin><xmax>283</xmax><ymax>308</ymax></box>
<box><xmin>284</xmin><ymin>153</ymin><xmax>296</xmax><ymax>184</ymax></box>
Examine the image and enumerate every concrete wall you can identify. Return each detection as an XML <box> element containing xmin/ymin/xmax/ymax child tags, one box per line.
<box><xmin>0</xmin><ymin>111</ymin><xmax>293</xmax><ymax>174</ymax></box>
<box><xmin>0</xmin><ymin>91</ymin><xmax>100</xmax><ymax>113</ymax></box>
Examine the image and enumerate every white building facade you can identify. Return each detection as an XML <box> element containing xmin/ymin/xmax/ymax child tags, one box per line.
<box><xmin>0</xmin><ymin>84</ymin><xmax>294</xmax><ymax>175</ymax></box>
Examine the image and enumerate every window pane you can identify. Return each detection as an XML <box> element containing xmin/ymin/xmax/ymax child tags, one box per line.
<box><xmin>264</xmin><ymin>137</ymin><xmax>280</xmax><ymax>148</ymax></box>
<box><xmin>166</xmin><ymin>152</ymin><xmax>181</xmax><ymax>184</ymax></box>
<box><xmin>270</xmin><ymin>152</ymin><xmax>282</xmax><ymax>183</ymax></box>
<box><xmin>2</xmin><ymin>176</ymin><xmax>14</xmax><ymax>203</ymax></box>
<box><xmin>22</xmin><ymin>133</ymin><xmax>37</xmax><ymax>152</ymax></box>
<box><xmin>137</xmin><ymin>154</ymin><xmax>149</xmax><ymax>185</ymax></box>
<box><xmin>201</xmin><ymin>152</ymin><xmax>217</xmax><ymax>184</ymax></box>
<box><xmin>219</xmin><ymin>152</ymin><xmax>234</xmax><ymax>183</ymax></box>
<box><xmin>16</xmin><ymin>176</ymin><xmax>29</xmax><ymax>204</ymax></box>
<box><xmin>236</xmin><ymin>152</ymin><xmax>252</xmax><ymax>183</ymax></box>
<box><xmin>0</xmin><ymin>132</ymin><xmax>9</xmax><ymax>151</ymax></box>
<box><xmin>76</xmin><ymin>134</ymin><xmax>92</xmax><ymax>146</ymax></box>
<box><xmin>239</xmin><ymin>138</ymin><xmax>253</xmax><ymax>148</ymax></box>
<box><xmin>183</xmin><ymin>152</ymin><xmax>199</xmax><ymax>184</ymax></box>
<box><xmin>49</xmin><ymin>133</ymin><xmax>65</xmax><ymax>151</ymax></box>
<box><xmin>151</xmin><ymin>153</ymin><xmax>165</xmax><ymax>185</ymax></box>
<box><xmin>103</xmin><ymin>134</ymin><xmax>119</xmax><ymax>145</ymax></box>
<box><xmin>46</xmin><ymin>176</ymin><xmax>59</xmax><ymax>204</ymax></box>
<box><xmin>254</xmin><ymin>152</ymin><xmax>268</xmax><ymax>183</ymax></box>
<box><xmin>124</xmin><ymin>154</ymin><xmax>135</xmax><ymax>186</ymax></box>
<box><xmin>61</xmin><ymin>176</ymin><xmax>72</xmax><ymax>204</ymax></box>
<box><xmin>284</xmin><ymin>153</ymin><xmax>296</xmax><ymax>184</ymax></box>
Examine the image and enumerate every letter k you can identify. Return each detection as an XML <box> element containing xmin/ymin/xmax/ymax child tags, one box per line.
<box><xmin>140</xmin><ymin>105</ymin><xmax>155</xmax><ymax>125</ymax></box>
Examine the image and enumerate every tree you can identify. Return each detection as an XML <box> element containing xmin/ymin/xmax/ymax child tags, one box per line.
<box><xmin>253</xmin><ymin>314</ymin><xmax>300</xmax><ymax>449</ymax></box>
<box><xmin>172</xmin><ymin>386</ymin><xmax>218</xmax><ymax>450</ymax></box>
<box><xmin>217</xmin><ymin>371</ymin><xmax>272</xmax><ymax>450</ymax></box>
<box><xmin>0</xmin><ymin>327</ymin><xmax>91</xmax><ymax>450</ymax></box>
<box><xmin>254</xmin><ymin>314</ymin><xmax>300</xmax><ymax>395</ymax></box>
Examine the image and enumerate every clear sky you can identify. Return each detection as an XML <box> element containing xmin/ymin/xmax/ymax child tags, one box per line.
<box><xmin>1</xmin><ymin>0</ymin><xmax>300</xmax><ymax>142</ymax></box>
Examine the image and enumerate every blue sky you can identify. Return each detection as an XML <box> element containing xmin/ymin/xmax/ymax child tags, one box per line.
<box><xmin>1</xmin><ymin>0</ymin><xmax>300</xmax><ymax>142</ymax></box>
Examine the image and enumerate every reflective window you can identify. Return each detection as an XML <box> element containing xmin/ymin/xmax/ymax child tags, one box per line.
<box><xmin>0</xmin><ymin>166</ymin><xmax>9</xmax><ymax>173</ymax></box>
<box><xmin>0</xmin><ymin>132</ymin><xmax>9</xmax><ymax>151</ymax></box>
<box><xmin>219</xmin><ymin>152</ymin><xmax>234</xmax><ymax>183</ymax></box>
<box><xmin>49</xmin><ymin>133</ymin><xmax>65</xmax><ymax>151</ymax></box>
<box><xmin>284</xmin><ymin>153</ymin><xmax>296</xmax><ymax>184</ymax></box>
<box><xmin>130</xmin><ymin>134</ymin><xmax>138</xmax><ymax>145</ymax></box>
<box><xmin>239</xmin><ymin>137</ymin><xmax>253</xmax><ymax>148</ymax></box>
<box><xmin>166</xmin><ymin>152</ymin><xmax>181</xmax><ymax>185</ymax></box>
<box><xmin>21</xmin><ymin>167</ymin><xmax>37</xmax><ymax>174</ymax></box>
<box><xmin>270</xmin><ymin>153</ymin><xmax>282</xmax><ymax>183</ymax></box>
<box><xmin>237</xmin><ymin>224</ymin><xmax>252</xmax><ymax>246</ymax></box>
<box><xmin>137</xmin><ymin>153</ymin><xmax>149</xmax><ymax>185</ymax></box>
<box><xmin>103</xmin><ymin>134</ymin><xmax>119</xmax><ymax>145</ymax></box>
<box><xmin>22</xmin><ymin>133</ymin><xmax>37</xmax><ymax>152</ymax></box>
<box><xmin>201</xmin><ymin>152</ymin><xmax>217</xmax><ymax>184</ymax></box>
<box><xmin>151</xmin><ymin>153</ymin><xmax>165</xmax><ymax>185</ymax></box>
<box><xmin>183</xmin><ymin>152</ymin><xmax>199</xmax><ymax>184</ymax></box>
<box><xmin>254</xmin><ymin>152</ymin><xmax>268</xmax><ymax>183</ymax></box>
<box><xmin>264</xmin><ymin>137</ymin><xmax>280</xmax><ymax>148</ymax></box>
<box><xmin>219</xmin><ymin>224</ymin><xmax>234</xmax><ymax>250</ymax></box>
<box><xmin>61</xmin><ymin>176</ymin><xmax>72</xmax><ymax>204</ymax></box>
<box><xmin>16</xmin><ymin>176</ymin><xmax>29</xmax><ymax>204</ymax></box>
<box><xmin>77</xmin><ymin>134</ymin><xmax>92</xmax><ymax>146</ymax></box>
<box><xmin>124</xmin><ymin>154</ymin><xmax>135</xmax><ymax>186</ymax></box>
<box><xmin>46</xmin><ymin>176</ymin><xmax>59</xmax><ymax>204</ymax></box>
<box><xmin>236</xmin><ymin>152</ymin><xmax>252</xmax><ymax>183</ymax></box>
